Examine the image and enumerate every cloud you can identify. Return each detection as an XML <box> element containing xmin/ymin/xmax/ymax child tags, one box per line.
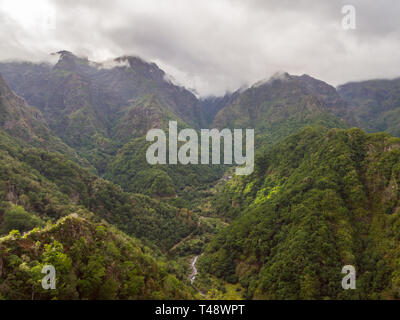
<box><xmin>0</xmin><ymin>0</ymin><xmax>399</xmax><ymax>96</ymax></box>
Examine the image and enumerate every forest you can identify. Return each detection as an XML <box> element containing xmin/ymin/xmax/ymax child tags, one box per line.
<box><xmin>0</xmin><ymin>51</ymin><xmax>400</xmax><ymax>300</ymax></box>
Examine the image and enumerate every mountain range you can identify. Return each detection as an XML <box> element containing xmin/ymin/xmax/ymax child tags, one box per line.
<box><xmin>0</xmin><ymin>51</ymin><xmax>400</xmax><ymax>299</ymax></box>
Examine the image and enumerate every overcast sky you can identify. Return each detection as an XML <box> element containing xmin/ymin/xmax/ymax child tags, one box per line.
<box><xmin>0</xmin><ymin>0</ymin><xmax>399</xmax><ymax>96</ymax></box>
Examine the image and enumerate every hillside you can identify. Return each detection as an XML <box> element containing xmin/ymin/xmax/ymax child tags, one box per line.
<box><xmin>2</xmin><ymin>53</ymin><xmax>400</xmax><ymax>300</ymax></box>
<box><xmin>0</xmin><ymin>213</ymin><xmax>195</xmax><ymax>299</ymax></box>
<box><xmin>0</xmin><ymin>128</ymin><xmax>197</xmax><ymax>251</ymax></box>
<box><xmin>199</xmin><ymin>127</ymin><xmax>400</xmax><ymax>299</ymax></box>
<box><xmin>212</xmin><ymin>73</ymin><xmax>347</xmax><ymax>147</ymax></box>
<box><xmin>0</xmin><ymin>54</ymin><xmax>222</xmax><ymax>194</ymax></box>
<box><xmin>0</xmin><ymin>72</ymin><xmax>87</xmax><ymax>167</ymax></box>
<box><xmin>338</xmin><ymin>78</ymin><xmax>400</xmax><ymax>137</ymax></box>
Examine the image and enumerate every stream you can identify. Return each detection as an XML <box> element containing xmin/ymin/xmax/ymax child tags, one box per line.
<box><xmin>189</xmin><ymin>255</ymin><xmax>199</xmax><ymax>285</ymax></box>
<box><xmin>189</xmin><ymin>254</ymin><xmax>206</xmax><ymax>297</ymax></box>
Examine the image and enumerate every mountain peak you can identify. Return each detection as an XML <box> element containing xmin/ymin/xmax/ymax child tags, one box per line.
<box><xmin>55</xmin><ymin>50</ymin><xmax>75</xmax><ymax>57</ymax></box>
<box><xmin>115</xmin><ymin>55</ymin><xmax>165</xmax><ymax>79</ymax></box>
<box><xmin>251</xmin><ymin>71</ymin><xmax>291</xmax><ymax>88</ymax></box>
<box><xmin>270</xmin><ymin>71</ymin><xmax>291</xmax><ymax>81</ymax></box>
<box><xmin>52</xmin><ymin>50</ymin><xmax>89</xmax><ymax>71</ymax></box>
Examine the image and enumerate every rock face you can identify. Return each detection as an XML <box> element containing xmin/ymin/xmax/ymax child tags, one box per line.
<box><xmin>200</xmin><ymin>90</ymin><xmax>242</xmax><ymax>125</ymax></box>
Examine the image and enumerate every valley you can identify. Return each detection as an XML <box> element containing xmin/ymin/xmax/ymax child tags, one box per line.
<box><xmin>0</xmin><ymin>52</ymin><xmax>400</xmax><ymax>300</ymax></box>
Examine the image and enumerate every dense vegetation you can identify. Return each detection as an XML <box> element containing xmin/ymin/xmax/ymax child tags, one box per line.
<box><xmin>0</xmin><ymin>128</ymin><xmax>197</xmax><ymax>251</ymax></box>
<box><xmin>200</xmin><ymin>127</ymin><xmax>400</xmax><ymax>299</ymax></box>
<box><xmin>105</xmin><ymin>136</ymin><xmax>225</xmax><ymax>200</ymax></box>
<box><xmin>0</xmin><ymin>213</ymin><xmax>196</xmax><ymax>299</ymax></box>
<box><xmin>0</xmin><ymin>52</ymin><xmax>206</xmax><ymax>174</ymax></box>
<box><xmin>2</xmin><ymin>54</ymin><xmax>400</xmax><ymax>300</ymax></box>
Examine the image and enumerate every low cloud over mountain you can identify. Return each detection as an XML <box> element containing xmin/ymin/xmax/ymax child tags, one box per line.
<box><xmin>1</xmin><ymin>0</ymin><xmax>400</xmax><ymax>96</ymax></box>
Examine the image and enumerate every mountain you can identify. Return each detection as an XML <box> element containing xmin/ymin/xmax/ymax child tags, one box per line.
<box><xmin>0</xmin><ymin>53</ymin><xmax>223</xmax><ymax>198</ymax></box>
<box><xmin>0</xmin><ymin>72</ymin><xmax>87</xmax><ymax>167</ymax></box>
<box><xmin>0</xmin><ymin>52</ymin><xmax>206</xmax><ymax>173</ymax></box>
<box><xmin>0</xmin><ymin>68</ymin><xmax>208</xmax><ymax>299</ymax></box>
<box><xmin>200</xmin><ymin>89</ymin><xmax>242</xmax><ymax>125</ymax></box>
<box><xmin>212</xmin><ymin>73</ymin><xmax>348</xmax><ymax>146</ymax></box>
<box><xmin>2</xmin><ymin>50</ymin><xmax>400</xmax><ymax>301</ymax></box>
<box><xmin>0</xmin><ymin>72</ymin><xmax>50</xmax><ymax>142</ymax></box>
<box><xmin>199</xmin><ymin>127</ymin><xmax>400</xmax><ymax>299</ymax></box>
<box><xmin>0</xmin><ymin>128</ymin><xmax>198</xmax><ymax>251</ymax></box>
<box><xmin>0</xmin><ymin>213</ymin><xmax>196</xmax><ymax>299</ymax></box>
<box><xmin>338</xmin><ymin>77</ymin><xmax>400</xmax><ymax>137</ymax></box>
<box><xmin>0</xmin><ymin>51</ymin><xmax>206</xmax><ymax>129</ymax></box>
<box><xmin>0</xmin><ymin>61</ymin><xmax>52</xmax><ymax>110</ymax></box>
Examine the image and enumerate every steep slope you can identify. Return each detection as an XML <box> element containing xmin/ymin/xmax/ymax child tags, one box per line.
<box><xmin>212</xmin><ymin>73</ymin><xmax>347</xmax><ymax>146</ymax></box>
<box><xmin>0</xmin><ymin>213</ymin><xmax>195</xmax><ymax>299</ymax></box>
<box><xmin>0</xmin><ymin>54</ymin><xmax>111</xmax><ymax>147</ymax></box>
<box><xmin>0</xmin><ymin>72</ymin><xmax>50</xmax><ymax>142</ymax></box>
<box><xmin>45</xmin><ymin>52</ymin><xmax>111</xmax><ymax>149</ymax></box>
<box><xmin>0</xmin><ymin>72</ymin><xmax>87</xmax><ymax>166</ymax></box>
<box><xmin>0</xmin><ymin>130</ymin><xmax>197</xmax><ymax>251</ymax></box>
<box><xmin>0</xmin><ymin>61</ymin><xmax>51</xmax><ymax>110</ymax></box>
<box><xmin>112</xmin><ymin>94</ymin><xmax>187</xmax><ymax>144</ymax></box>
<box><xmin>0</xmin><ymin>53</ymin><xmax>206</xmax><ymax>170</ymax></box>
<box><xmin>200</xmin><ymin>90</ymin><xmax>242</xmax><ymax>126</ymax></box>
<box><xmin>93</xmin><ymin>55</ymin><xmax>207</xmax><ymax>129</ymax></box>
<box><xmin>338</xmin><ymin>77</ymin><xmax>400</xmax><ymax>137</ymax></box>
<box><xmin>104</xmin><ymin>136</ymin><xmax>225</xmax><ymax>201</ymax></box>
<box><xmin>0</xmin><ymin>53</ymin><xmax>223</xmax><ymax>207</ymax></box>
<box><xmin>200</xmin><ymin>127</ymin><xmax>400</xmax><ymax>299</ymax></box>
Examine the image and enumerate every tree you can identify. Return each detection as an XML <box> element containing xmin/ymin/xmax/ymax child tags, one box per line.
<box><xmin>0</xmin><ymin>204</ymin><xmax>43</xmax><ymax>235</ymax></box>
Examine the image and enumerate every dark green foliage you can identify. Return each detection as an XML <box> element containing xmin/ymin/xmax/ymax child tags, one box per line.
<box><xmin>104</xmin><ymin>137</ymin><xmax>225</xmax><ymax>197</ymax></box>
<box><xmin>201</xmin><ymin>127</ymin><xmax>400</xmax><ymax>299</ymax></box>
<box><xmin>0</xmin><ymin>129</ymin><xmax>197</xmax><ymax>251</ymax></box>
<box><xmin>0</xmin><ymin>204</ymin><xmax>44</xmax><ymax>235</ymax></box>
